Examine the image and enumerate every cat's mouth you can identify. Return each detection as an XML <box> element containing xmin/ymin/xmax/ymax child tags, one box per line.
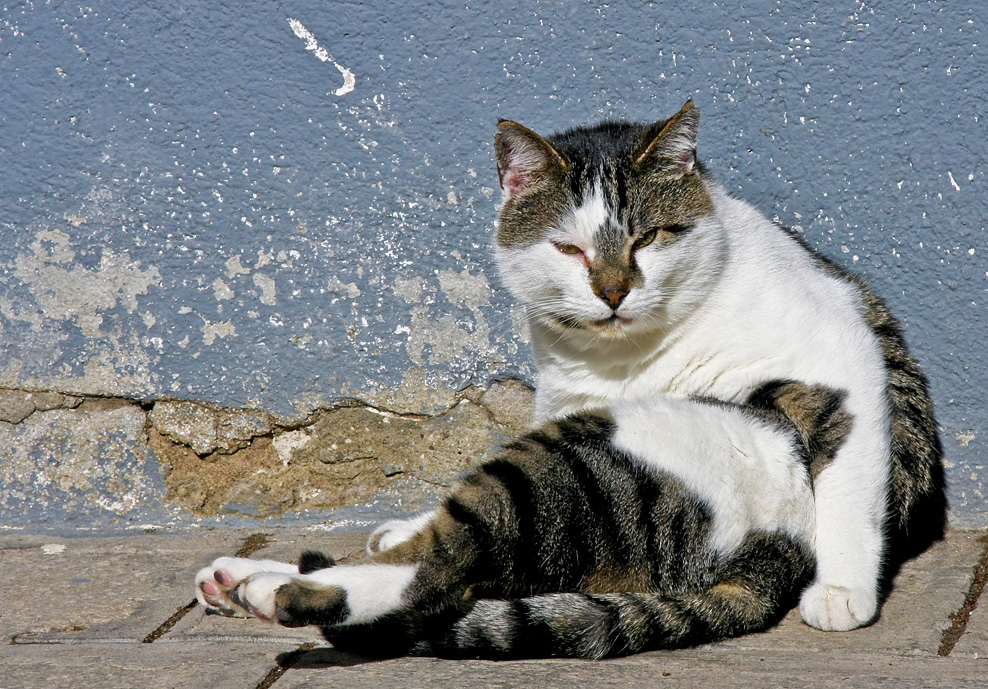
<box><xmin>548</xmin><ymin>312</ymin><xmax>632</xmax><ymax>333</ymax></box>
<box><xmin>591</xmin><ymin>314</ymin><xmax>633</xmax><ymax>331</ymax></box>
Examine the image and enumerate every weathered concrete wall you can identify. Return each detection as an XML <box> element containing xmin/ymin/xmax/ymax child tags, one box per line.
<box><xmin>1</xmin><ymin>1</ymin><xmax>985</xmax><ymax>529</ymax></box>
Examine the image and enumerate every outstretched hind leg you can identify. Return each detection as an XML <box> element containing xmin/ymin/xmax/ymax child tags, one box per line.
<box><xmin>273</xmin><ymin>504</ymin><xmax>487</xmax><ymax>631</ymax></box>
<box><xmin>195</xmin><ymin>557</ymin><xmax>299</xmax><ymax>617</ymax></box>
<box><xmin>271</xmin><ymin>463</ymin><xmax>533</xmax><ymax>639</ymax></box>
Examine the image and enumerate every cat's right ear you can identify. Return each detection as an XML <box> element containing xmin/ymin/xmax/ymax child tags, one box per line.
<box><xmin>495</xmin><ymin>121</ymin><xmax>568</xmax><ymax>199</ymax></box>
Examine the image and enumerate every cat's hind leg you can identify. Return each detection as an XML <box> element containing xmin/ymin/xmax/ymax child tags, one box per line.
<box><xmin>249</xmin><ymin>466</ymin><xmax>523</xmax><ymax>640</ymax></box>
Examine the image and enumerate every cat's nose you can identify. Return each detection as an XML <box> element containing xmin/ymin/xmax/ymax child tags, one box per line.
<box><xmin>597</xmin><ymin>286</ymin><xmax>628</xmax><ymax>309</ymax></box>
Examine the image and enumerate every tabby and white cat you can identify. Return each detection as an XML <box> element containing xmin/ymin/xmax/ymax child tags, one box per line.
<box><xmin>194</xmin><ymin>102</ymin><xmax>944</xmax><ymax>656</ymax></box>
<box><xmin>491</xmin><ymin>101</ymin><xmax>943</xmax><ymax>632</ymax></box>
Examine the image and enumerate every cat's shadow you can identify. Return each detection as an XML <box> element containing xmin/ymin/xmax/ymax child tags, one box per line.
<box><xmin>279</xmin><ymin>646</ymin><xmax>393</xmax><ymax>669</ymax></box>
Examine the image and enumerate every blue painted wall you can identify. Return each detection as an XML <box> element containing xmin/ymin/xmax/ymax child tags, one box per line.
<box><xmin>1</xmin><ymin>1</ymin><xmax>985</xmax><ymax>523</ymax></box>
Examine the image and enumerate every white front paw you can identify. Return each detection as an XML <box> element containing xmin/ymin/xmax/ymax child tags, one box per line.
<box><xmin>366</xmin><ymin>510</ymin><xmax>435</xmax><ymax>555</ymax></box>
<box><xmin>799</xmin><ymin>581</ymin><xmax>877</xmax><ymax>631</ymax></box>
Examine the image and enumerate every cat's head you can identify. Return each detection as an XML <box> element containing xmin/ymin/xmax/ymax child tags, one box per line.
<box><xmin>493</xmin><ymin>102</ymin><xmax>725</xmax><ymax>345</ymax></box>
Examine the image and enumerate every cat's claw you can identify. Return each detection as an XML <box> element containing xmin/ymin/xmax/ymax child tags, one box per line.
<box><xmin>799</xmin><ymin>582</ymin><xmax>877</xmax><ymax>631</ymax></box>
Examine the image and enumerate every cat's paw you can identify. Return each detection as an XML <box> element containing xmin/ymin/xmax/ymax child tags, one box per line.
<box><xmin>366</xmin><ymin>510</ymin><xmax>435</xmax><ymax>555</ymax></box>
<box><xmin>195</xmin><ymin>556</ymin><xmax>297</xmax><ymax>617</ymax></box>
<box><xmin>799</xmin><ymin>581</ymin><xmax>877</xmax><ymax>631</ymax></box>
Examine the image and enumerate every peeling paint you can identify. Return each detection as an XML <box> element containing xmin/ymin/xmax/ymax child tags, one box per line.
<box><xmin>201</xmin><ymin>319</ymin><xmax>236</xmax><ymax>345</ymax></box>
<box><xmin>406</xmin><ymin>269</ymin><xmax>494</xmax><ymax>367</ymax></box>
<box><xmin>225</xmin><ymin>256</ymin><xmax>251</xmax><ymax>279</ymax></box>
<box><xmin>252</xmin><ymin>273</ymin><xmax>277</xmax><ymax>306</ymax></box>
<box><xmin>212</xmin><ymin>278</ymin><xmax>234</xmax><ymax>301</ymax></box>
<box><xmin>328</xmin><ymin>276</ymin><xmax>361</xmax><ymax>299</ymax></box>
<box><xmin>0</xmin><ymin>0</ymin><xmax>985</xmax><ymax>527</ymax></box>
<box><xmin>0</xmin><ymin>405</ymin><xmax>160</xmax><ymax>519</ymax></box>
<box><xmin>13</xmin><ymin>230</ymin><xmax>160</xmax><ymax>338</ymax></box>
<box><xmin>393</xmin><ymin>276</ymin><xmax>424</xmax><ymax>304</ymax></box>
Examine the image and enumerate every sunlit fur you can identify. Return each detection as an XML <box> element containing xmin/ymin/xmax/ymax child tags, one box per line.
<box><xmin>192</xmin><ymin>105</ymin><xmax>944</xmax><ymax>656</ymax></box>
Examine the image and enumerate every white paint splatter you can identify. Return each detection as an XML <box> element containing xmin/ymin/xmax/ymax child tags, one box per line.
<box><xmin>955</xmin><ymin>430</ymin><xmax>975</xmax><ymax>447</ymax></box>
<box><xmin>287</xmin><ymin>18</ymin><xmax>356</xmax><ymax>96</ymax></box>
<box><xmin>948</xmin><ymin>171</ymin><xmax>961</xmax><ymax>191</ymax></box>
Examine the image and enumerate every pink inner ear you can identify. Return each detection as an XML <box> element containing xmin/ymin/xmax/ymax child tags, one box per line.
<box><xmin>675</xmin><ymin>146</ymin><xmax>696</xmax><ymax>174</ymax></box>
<box><xmin>502</xmin><ymin>168</ymin><xmax>526</xmax><ymax>197</ymax></box>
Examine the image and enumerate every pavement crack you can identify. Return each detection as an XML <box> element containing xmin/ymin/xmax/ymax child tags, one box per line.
<box><xmin>938</xmin><ymin>529</ymin><xmax>988</xmax><ymax>656</ymax></box>
<box><xmin>255</xmin><ymin>641</ymin><xmax>318</xmax><ymax>689</ymax></box>
<box><xmin>142</xmin><ymin>532</ymin><xmax>272</xmax><ymax>644</ymax></box>
<box><xmin>141</xmin><ymin>600</ymin><xmax>198</xmax><ymax>644</ymax></box>
<box><xmin>235</xmin><ymin>532</ymin><xmax>272</xmax><ymax>558</ymax></box>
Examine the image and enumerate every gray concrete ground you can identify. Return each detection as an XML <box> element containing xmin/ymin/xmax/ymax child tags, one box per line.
<box><xmin>1</xmin><ymin>528</ymin><xmax>985</xmax><ymax>689</ymax></box>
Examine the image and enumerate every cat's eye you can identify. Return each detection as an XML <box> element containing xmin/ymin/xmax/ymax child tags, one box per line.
<box><xmin>553</xmin><ymin>243</ymin><xmax>584</xmax><ymax>256</ymax></box>
<box><xmin>634</xmin><ymin>224</ymin><xmax>692</xmax><ymax>250</ymax></box>
<box><xmin>633</xmin><ymin>230</ymin><xmax>658</xmax><ymax>250</ymax></box>
<box><xmin>662</xmin><ymin>224</ymin><xmax>691</xmax><ymax>234</ymax></box>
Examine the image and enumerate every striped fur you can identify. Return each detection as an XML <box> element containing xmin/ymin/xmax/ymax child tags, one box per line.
<box><xmin>197</xmin><ymin>382</ymin><xmax>843</xmax><ymax>659</ymax></box>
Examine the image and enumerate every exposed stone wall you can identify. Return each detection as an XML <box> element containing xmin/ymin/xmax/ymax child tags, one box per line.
<box><xmin>0</xmin><ymin>380</ymin><xmax>533</xmax><ymax>529</ymax></box>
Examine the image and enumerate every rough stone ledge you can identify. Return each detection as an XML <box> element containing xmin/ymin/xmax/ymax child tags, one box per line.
<box><xmin>0</xmin><ymin>387</ymin><xmax>84</xmax><ymax>424</ymax></box>
<box><xmin>0</xmin><ymin>379</ymin><xmax>535</xmax><ymax>525</ymax></box>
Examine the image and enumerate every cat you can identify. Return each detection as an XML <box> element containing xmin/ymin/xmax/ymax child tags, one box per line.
<box><xmin>194</xmin><ymin>101</ymin><xmax>945</xmax><ymax>655</ymax></box>
<box><xmin>197</xmin><ymin>380</ymin><xmax>848</xmax><ymax>658</ymax></box>
<box><xmin>491</xmin><ymin>101</ymin><xmax>944</xmax><ymax>631</ymax></box>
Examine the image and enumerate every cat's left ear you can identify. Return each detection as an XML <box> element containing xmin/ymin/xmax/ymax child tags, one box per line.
<box><xmin>495</xmin><ymin>121</ymin><xmax>568</xmax><ymax>199</ymax></box>
<box><xmin>635</xmin><ymin>100</ymin><xmax>701</xmax><ymax>176</ymax></box>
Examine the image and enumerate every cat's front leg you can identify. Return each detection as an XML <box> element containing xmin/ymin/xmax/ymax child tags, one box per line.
<box><xmin>366</xmin><ymin>509</ymin><xmax>437</xmax><ymax>555</ymax></box>
<box><xmin>799</xmin><ymin>418</ymin><xmax>887</xmax><ymax>631</ymax></box>
<box><xmin>195</xmin><ymin>556</ymin><xmax>299</xmax><ymax>617</ymax></box>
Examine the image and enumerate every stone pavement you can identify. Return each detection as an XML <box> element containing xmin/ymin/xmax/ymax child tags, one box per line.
<box><xmin>1</xmin><ymin>527</ymin><xmax>985</xmax><ymax>689</ymax></box>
